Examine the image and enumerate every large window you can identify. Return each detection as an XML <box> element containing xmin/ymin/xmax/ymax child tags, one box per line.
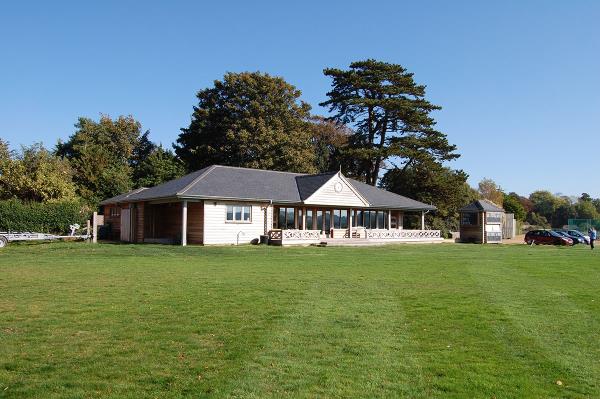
<box><xmin>226</xmin><ymin>204</ymin><xmax>251</xmax><ymax>222</ymax></box>
<box><xmin>276</xmin><ymin>207</ymin><xmax>296</xmax><ymax>229</ymax></box>
<box><xmin>306</xmin><ymin>209</ymin><xmax>314</xmax><ymax>230</ymax></box>
<box><xmin>333</xmin><ymin>209</ymin><xmax>348</xmax><ymax>229</ymax></box>
<box><xmin>316</xmin><ymin>210</ymin><xmax>323</xmax><ymax>232</ymax></box>
<box><xmin>355</xmin><ymin>210</ymin><xmax>363</xmax><ymax>227</ymax></box>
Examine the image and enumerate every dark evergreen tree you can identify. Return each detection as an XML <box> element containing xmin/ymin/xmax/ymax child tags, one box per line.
<box><xmin>320</xmin><ymin>59</ymin><xmax>459</xmax><ymax>185</ymax></box>
<box><xmin>175</xmin><ymin>72</ymin><xmax>316</xmax><ymax>173</ymax></box>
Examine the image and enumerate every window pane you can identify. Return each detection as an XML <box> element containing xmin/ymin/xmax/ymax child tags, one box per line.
<box><xmin>227</xmin><ymin>205</ymin><xmax>234</xmax><ymax>221</ymax></box>
<box><xmin>234</xmin><ymin>206</ymin><xmax>242</xmax><ymax>221</ymax></box>
<box><xmin>363</xmin><ymin>211</ymin><xmax>369</xmax><ymax>228</ymax></box>
<box><xmin>341</xmin><ymin>210</ymin><xmax>348</xmax><ymax>229</ymax></box>
<box><xmin>325</xmin><ymin>211</ymin><xmax>331</xmax><ymax>231</ymax></box>
<box><xmin>371</xmin><ymin>211</ymin><xmax>378</xmax><ymax>229</ymax></box>
<box><xmin>298</xmin><ymin>209</ymin><xmax>303</xmax><ymax>229</ymax></box>
<box><xmin>278</xmin><ymin>208</ymin><xmax>286</xmax><ymax>229</ymax></box>
<box><xmin>316</xmin><ymin>210</ymin><xmax>323</xmax><ymax>232</ymax></box>
<box><xmin>243</xmin><ymin>206</ymin><xmax>251</xmax><ymax>221</ymax></box>
<box><xmin>306</xmin><ymin>210</ymin><xmax>313</xmax><ymax>230</ymax></box>
<box><xmin>333</xmin><ymin>209</ymin><xmax>340</xmax><ymax>229</ymax></box>
<box><xmin>286</xmin><ymin>208</ymin><xmax>295</xmax><ymax>229</ymax></box>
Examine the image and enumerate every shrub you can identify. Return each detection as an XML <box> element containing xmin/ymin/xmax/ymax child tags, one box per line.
<box><xmin>0</xmin><ymin>199</ymin><xmax>90</xmax><ymax>233</ymax></box>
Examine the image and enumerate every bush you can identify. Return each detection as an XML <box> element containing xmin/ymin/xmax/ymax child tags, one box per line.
<box><xmin>0</xmin><ymin>199</ymin><xmax>90</xmax><ymax>233</ymax></box>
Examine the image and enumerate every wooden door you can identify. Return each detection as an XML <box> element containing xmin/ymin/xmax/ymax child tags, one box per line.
<box><xmin>120</xmin><ymin>208</ymin><xmax>131</xmax><ymax>242</ymax></box>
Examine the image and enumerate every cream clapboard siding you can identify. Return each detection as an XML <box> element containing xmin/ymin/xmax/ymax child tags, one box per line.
<box><xmin>203</xmin><ymin>201</ymin><xmax>269</xmax><ymax>244</ymax></box>
<box><xmin>304</xmin><ymin>174</ymin><xmax>367</xmax><ymax>207</ymax></box>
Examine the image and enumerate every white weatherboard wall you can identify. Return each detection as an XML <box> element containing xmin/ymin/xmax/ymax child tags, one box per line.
<box><xmin>203</xmin><ymin>201</ymin><xmax>267</xmax><ymax>245</ymax></box>
<box><xmin>304</xmin><ymin>174</ymin><xmax>367</xmax><ymax>207</ymax></box>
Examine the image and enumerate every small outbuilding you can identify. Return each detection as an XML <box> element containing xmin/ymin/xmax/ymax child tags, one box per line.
<box><xmin>459</xmin><ymin>199</ymin><xmax>505</xmax><ymax>244</ymax></box>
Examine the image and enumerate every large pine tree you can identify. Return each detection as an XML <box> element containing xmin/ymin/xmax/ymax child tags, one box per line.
<box><xmin>320</xmin><ymin>59</ymin><xmax>459</xmax><ymax>185</ymax></box>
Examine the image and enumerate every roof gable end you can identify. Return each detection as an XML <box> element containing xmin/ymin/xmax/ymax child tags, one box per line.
<box><xmin>302</xmin><ymin>172</ymin><xmax>369</xmax><ymax>207</ymax></box>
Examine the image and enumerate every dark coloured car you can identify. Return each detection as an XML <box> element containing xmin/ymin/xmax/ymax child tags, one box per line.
<box><xmin>562</xmin><ymin>229</ymin><xmax>590</xmax><ymax>245</ymax></box>
<box><xmin>553</xmin><ymin>231</ymin><xmax>579</xmax><ymax>245</ymax></box>
<box><xmin>525</xmin><ymin>230</ymin><xmax>573</xmax><ymax>246</ymax></box>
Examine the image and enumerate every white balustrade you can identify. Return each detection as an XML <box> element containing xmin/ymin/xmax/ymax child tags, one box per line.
<box><xmin>282</xmin><ymin>229</ymin><xmax>321</xmax><ymax>240</ymax></box>
<box><xmin>365</xmin><ymin>229</ymin><xmax>441</xmax><ymax>240</ymax></box>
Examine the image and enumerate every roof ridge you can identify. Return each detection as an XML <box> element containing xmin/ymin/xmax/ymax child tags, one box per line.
<box><xmin>177</xmin><ymin>165</ymin><xmax>218</xmax><ymax>196</ymax></box>
<box><xmin>295</xmin><ymin>171</ymin><xmax>338</xmax><ymax>179</ymax></box>
<box><xmin>212</xmin><ymin>164</ymin><xmax>308</xmax><ymax>176</ymax></box>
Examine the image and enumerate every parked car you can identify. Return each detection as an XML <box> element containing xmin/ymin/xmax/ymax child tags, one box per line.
<box><xmin>525</xmin><ymin>230</ymin><xmax>573</xmax><ymax>246</ymax></box>
<box><xmin>563</xmin><ymin>229</ymin><xmax>590</xmax><ymax>245</ymax></box>
<box><xmin>553</xmin><ymin>231</ymin><xmax>579</xmax><ymax>245</ymax></box>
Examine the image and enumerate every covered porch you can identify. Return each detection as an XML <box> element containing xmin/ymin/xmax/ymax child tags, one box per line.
<box><xmin>142</xmin><ymin>200</ymin><xmax>203</xmax><ymax>245</ymax></box>
<box><xmin>268</xmin><ymin>206</ymin><xmax>441</xmax><ymax>246</ymax></box>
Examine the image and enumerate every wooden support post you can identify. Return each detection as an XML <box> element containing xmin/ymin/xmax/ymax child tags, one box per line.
<box><xmin>92</xmin><ymin>211</ymin><xmax>98</xmax><ymax>243</ymax></box>
<box><xmin>348</xmin><ymin>208</ymin><xmax>353</xmax><ymax>238</ymax></box>
<box><xmin>181</xmin><ymin>200</ymin><xmax>188</xmax><ymax>246</ymax></box>
<box><xmin>86</xmin><ymin>219</ymin><xmax>91</xmax><ymax>241</ymax></box>
<box><xmin>421</xmin><ymin>211</ymin><xmax>425</xmax><ymax>230</ymax></box>
<box><xmin>387</xmin><ymin>211</ymin><xmax>392</xmax><ymax>230</ymax></box>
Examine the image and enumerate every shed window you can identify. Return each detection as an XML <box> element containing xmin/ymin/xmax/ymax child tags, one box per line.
<box><xmin>226</xmin><ymin>205</ymin><xmax>252</xmax><ymax>222</ymax></box>
<box><xmin>109</xmin><ymin>207</ymin><xmax>120</xmax><ymax>217</ymax></box>
<box><xmin>461</xmin><ymin>212</ymin><xmax>478</xmax><ymax>226</ymax></box>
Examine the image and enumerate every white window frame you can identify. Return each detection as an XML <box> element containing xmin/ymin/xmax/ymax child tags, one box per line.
<box><xmin>226</xmin><ymin>204</ymin><xmax>252</xmax><ymax>223</ymax></box>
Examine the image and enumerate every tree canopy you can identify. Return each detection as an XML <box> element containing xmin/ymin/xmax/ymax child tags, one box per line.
<box><xmin>308</xmin><ymin>116</ymin><xmax>351</xmax><ymax>173</ymax></box>
<box><xmin>175</xmin><ymin>72</ymin><xmax>317</xmax><ymax>173</ymax></box>
<box><xmin>381</xmin><ymin>160</ymin><xmax>478</xmax><ymax>235</ymax></box>
<box><xmin>56</xmin><ymin>115</ymin><xmax>179</xmax><ymax>203</ymax></box>
<box><xmin>478</xmin><ymin>178</ymin><xmax>504</xmax><ymax>207</ymax></box>
<box><xmin>320</xmin><ymin>59</ymin><xmax>459</xmax><ymax>185</ymax></box>
<box><xmin>0</xmin><ymin>143</ymin><xmax>77</xmax><ymax>202</ymax></box>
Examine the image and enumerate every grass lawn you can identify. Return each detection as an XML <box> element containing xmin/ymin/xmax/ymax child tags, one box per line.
<box><xmin>1</xmin><ymin>242</ymin><xmax>599</xmax><ymax>398</ymax></box>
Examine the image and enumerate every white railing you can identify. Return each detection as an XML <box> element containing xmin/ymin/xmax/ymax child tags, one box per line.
<box><xmin>365</xmin><ymin>229</ymin><xmax>442</xmax><ymax>240</ymax></box>
<box><xmin>268</xmin><ymin>229</ymin><xmax>322</xmax><ymax>244</ymax></box>
<box><xmin>282</xmin><ymin>229</ymin><xmax>321</xmax><ymax>240</ymax></box>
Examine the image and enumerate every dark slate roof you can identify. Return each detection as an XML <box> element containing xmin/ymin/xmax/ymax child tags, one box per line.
<box><xmin>347</xmin><ymin>179</ymin><xmax>436</xmax><ymax>210</ymax></box>
<box><xmin>177</xmin><ymin>166</ymin><xmax>302</xmax><ymax>202</ymax></box>
<box><xmin>99</xmin><ymin>187</ymin><xmax>148</xmax><ymax>205</ymax></box>
<box><xmin>102</xmin><ymin>165</ymin><xmax>436</xmax><ymax>210</ymax></box>
<box><xmin>459</xmin><ymin>199</ymin><xmax>504</xmax><ymax>213</ymax></box>
<box><xmin>295</xmin><ymin>172</ymin><xmax>338</xmax><ymax>201</ymax></box>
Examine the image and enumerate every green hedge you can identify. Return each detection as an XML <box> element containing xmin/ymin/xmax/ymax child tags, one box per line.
<box><xmin>0</xmin><ymin>199</ymin><xmax>90</xmax><ymax>234</ymax></box>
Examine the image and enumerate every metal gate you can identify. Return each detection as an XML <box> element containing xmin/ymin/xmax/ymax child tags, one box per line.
<box><xmin>120</xmin><ymin>208</ymin><xmax>131</xmax><ymax>242</ymax></box>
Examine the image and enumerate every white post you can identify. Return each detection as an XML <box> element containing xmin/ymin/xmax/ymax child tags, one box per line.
<box><xmin>421</xmin><ymin>211</ymin><xmax>425</xmax><ymax>230</ymax></box>
<box><xmin>302</xmin><ymin>207</ymin><xmax>306</xmax><ymax>230</ymax></box>
<box><xmin>387</xmin><ymin>211</ymin><xmax>392</xmax><ymax>230</ymax></box>
<box><xmin>181</xmin><ymin>200</ymin><xmax>188</xmax><ymax>246</ymax></box>
<box><xmin>348</xmin><ymin>208</ymin><xmax>353</xmax><ymax>238</ymax></box>
<box><xmin>92</xmin><ymin>212</ymin><xmax>98</xmax><ymax>243</ymax></box>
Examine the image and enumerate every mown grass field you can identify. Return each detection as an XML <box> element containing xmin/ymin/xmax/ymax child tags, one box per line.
<box><xmin>1</xmin><ymin>242</ymin><xmax>599</xmax><ymax>398</ymax></box>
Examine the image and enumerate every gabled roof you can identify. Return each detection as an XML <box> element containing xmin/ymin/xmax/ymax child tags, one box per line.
<box><xmin>459</xmin><ymin>199</ymin><xmax>504</xmax><ymax>213</ymax></box>
<box><xmin>101</xmin><ymin>165</ymin><xmax>436</xmax><ymax>211</ymax></box>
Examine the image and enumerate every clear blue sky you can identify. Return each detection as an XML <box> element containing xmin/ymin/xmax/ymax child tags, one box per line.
<box><xmin>1</xmin><ymin>1</ymin><xmax>599</xmax><ymax>197</ymax></box>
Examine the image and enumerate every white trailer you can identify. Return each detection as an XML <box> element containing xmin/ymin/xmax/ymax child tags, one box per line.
<box><xmin>0</xmin><ymin>224</ymin><xmax>90</xmax><ymax>248</ymax></box>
